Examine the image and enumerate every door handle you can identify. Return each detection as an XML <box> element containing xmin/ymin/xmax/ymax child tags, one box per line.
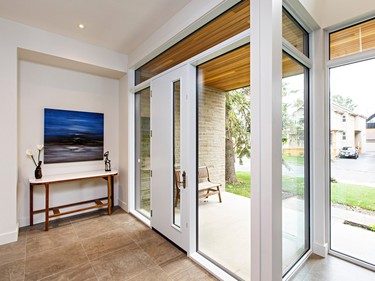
<box><xmin>177</xmin><ymin>171</ymin><xmax>187</xmax><ymax>189</ymax></box>
<box><xmin>181</xmin><ymin>171</ymin><xmax>186</xmax><ymax>189</ymax></box>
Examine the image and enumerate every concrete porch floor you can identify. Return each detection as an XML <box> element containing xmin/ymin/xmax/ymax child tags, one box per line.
<box><xmin>198</xmin><ymin>191</ymin><xmax>375</xmax><ymax>280</ymax></box>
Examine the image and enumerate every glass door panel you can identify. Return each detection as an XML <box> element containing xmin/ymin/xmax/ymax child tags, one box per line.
<box><xmin>281</xmin><ymin>53</ymin><xmax>309</xmax><ymax>273</ymax></box>
<box><xmin>135</xmin><ymin>88</ymin><xmax>151</xmax><ymax>218</ymax></box>
<box><xmin>197</xmin><ymin>44</ymin><xmax>250</xmax><ymax>280</ymax></box>
<box><xmin>173</xmin><ymin>80</ymin><xmax>181</xmax><ymax>228</ymax></box>
<box><xmin>330</xmin><ymin>59</ymin><xmax>375</xmax><ymax>266</ymax></box>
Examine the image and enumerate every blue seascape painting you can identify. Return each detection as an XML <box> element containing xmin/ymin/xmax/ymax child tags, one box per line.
<box><xmin>44</xmin><ymin>108</ymin><xmax>104</xmax><ymax>164</ymax></box>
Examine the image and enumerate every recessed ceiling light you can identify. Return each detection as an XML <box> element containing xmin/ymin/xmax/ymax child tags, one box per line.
<box><xmin>78</xmin><ymin>24</ymin><xmax>85</xmax><ymax>29</ymax></box>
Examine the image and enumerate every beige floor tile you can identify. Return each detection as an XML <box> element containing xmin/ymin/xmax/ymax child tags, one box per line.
<box><xmin>127</xmin><ymin>266</ymin><xmax>172</xmax><ymax>281</ymax></box>
<box><xmin>0</xmin><ymin>259</ymin><xmax>25</xmax><ymax>281</ymax></box>
<box><xmin>24</xmin><ymin>242</ymin><xmax>88</xmax><ymax>281</ymax></box>
<box><xmin>39</xmin><ymin>262</ymin><xmax>97</xmax><ymax>281</ymax></box>
<box><xmin>0</xmin><ymin>240</ymin><xmax>26</xmax><ymax>267</ymax></box>
<box><xmin>26</xmin><ymin>219</ymin><xmax>72</xmax><ymax>240</ymax></box>
<box><xmin>109</xmin><ymin>208</ymin><xmax>138</xmax><ymax>226</ymax></box>
<box><xmin>91</xmin><ymin>242</ymin><xmax>156</xmax><ymax>280</ymax></box>
<box><xmin>120</xmin><ymin>221</ymin><xmax>157</xmax><ymax>245</ymax></box>
<box><xmin>159</xmin><ymin>255</ymin><xmax>195</xmax><ymax>277</ymax></box>
<box><xmin>169</xmin><ymin>264</ymin><xmax>218</xmax><ymax>281</ymax></box>
<box><xmin>71</xmin><ymin>215</ymin><xmax>119</xmax><ymax>240</ymax></box>
<box><xmin>26</xmin><ymin>224</ymin><xmax>78</xmax><ymax>257</ymax></box>
<box><xmin>81</xmin><ymin>228</ymin><xmax>133</xmax><ymax>261</ymax></box>
<box><xmin>138</xmin><ymin>235</ymin><xmax>184</xmax><ymax>266</ymax></box>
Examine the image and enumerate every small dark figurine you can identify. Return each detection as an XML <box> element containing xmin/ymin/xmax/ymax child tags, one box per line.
<box><xmin>104</xmin><ymin>151</ymin><xmax>111</xmax><ymax>171</ymax></box>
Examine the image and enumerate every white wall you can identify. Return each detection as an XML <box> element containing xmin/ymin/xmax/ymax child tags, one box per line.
<box><xmin>300</xmin><ymin>0</ymin><xmax>375</xmax><ymax>28</ymax></box>
<box><xmin>18</xmin><ymin>61</ymin><xmax>119</xmax><ymax>226</ymax></box>
<box><xmin>118</xmin><ymin>75</ymin><xmax>130</xmax><ymax>212</ymax></box>
<box><xmin>0</xmin><ymin>16</ymin><xmax>127</xmax><ymax>245</ymax></box>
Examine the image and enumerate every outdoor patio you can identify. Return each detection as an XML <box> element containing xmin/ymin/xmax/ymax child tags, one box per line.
<box><xmin>198</xmin><ymin>191</ymin><xmax>375</xmax><ymax>280</ymax></box>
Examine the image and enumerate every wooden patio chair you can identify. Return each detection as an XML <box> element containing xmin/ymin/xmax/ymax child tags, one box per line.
<box><xmin>198</xmin><ymin>166</ymin><xmax>222</xmax><ymax>203</ymax></box>
<box><xmin>174</xmin><ymin>166</ymin><xmax>222</xmax><ymax>207</ymax></box>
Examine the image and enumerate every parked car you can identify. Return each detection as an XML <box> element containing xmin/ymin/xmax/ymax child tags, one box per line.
<box><xmin>339</xmin><ymin>147</ymin><xmax>359</xmax><ymax>159</ymax></box>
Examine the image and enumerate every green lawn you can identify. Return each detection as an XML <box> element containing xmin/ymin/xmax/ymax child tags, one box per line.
<box><xmin>283</xmin><ymin>155</ymin><xmax>305</xmax><ymax>166</ymax></box>
<box><xmin>226</xmin><ymin>172</ymin><xmax>375</xmax><ymax>212</ymax></box>
<box><xmin>282</xmin><ymin>176</ymin><xmax>305</xmax><ymax>196</ymax></box>
<box><xmin>225</xmin><ymin>171</ymin><xmax>251</xmax><ymax>198</ymax></box>
<box><xmin>331</xmin><ymin>182</ymin><xmax>375</xmax><ymax>211</ymax></box>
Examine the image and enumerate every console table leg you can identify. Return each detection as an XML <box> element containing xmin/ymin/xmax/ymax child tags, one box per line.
<box><xmin>111</xmin><ymin>175</ymin><xmax>114</xmax><ymax>208</ymax></box>
<box><xmin>30</xmin><ymin>184</ymin><xmax>33</xmax><ymax>226</ymax></box>
<box><xmin>45</xmin><ymin>183</ymin><xmax>50</xmax><ymax>231</ymax></box>
<box><xmin>107</xmin><ymin>176</ymin><xmax>112</xmax><ymax>215</ymax></box>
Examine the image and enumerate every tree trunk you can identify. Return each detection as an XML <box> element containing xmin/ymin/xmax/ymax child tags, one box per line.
<box><xmin>225</xmin><ymin>137</ymin><xmax>238</xmax><ymax>184</ymax></box>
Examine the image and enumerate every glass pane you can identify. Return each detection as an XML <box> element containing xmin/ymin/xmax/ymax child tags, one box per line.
<box><xmin>135</xmin><ymin>0</ymin><xmax>250</xmax><ymax>85</ymax></box>
<box><xmin>197</xmin><ymin>44</ymin><xmax>250</xmax><ymax>280</ymax></box>
<box><xmin>282</xmin><ymin>53</ymin><xmax>309</xmax><ymax>273</ymax></box>
<box><xmin>282</xmin><ymin>9</ymin><xmax>309</xmax><ymax>57</ymax></box>
<box><xmin>135</xmin><ymin>88</ymin><xmax>151</xmax><ymax>218</ymax></box>
<box><xmin>173</xmin><ymin>80</ymin><xmax>181</xmax><ymax>228</ymax></box>
<box><xmin>330</xmin><ymin>18</ymin><xmax>375</xmax><ymax>60</ymax></box>
<box><xmin>330</xmin><ymin>59</ymin><xmax>375</xmax><ymax>266</ymax></box>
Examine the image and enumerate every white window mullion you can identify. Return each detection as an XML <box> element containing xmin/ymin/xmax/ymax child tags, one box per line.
<box><xmin>251</xmin><ymin>0</ymin><xmax>283</xmax><ymax>280</ymax></box>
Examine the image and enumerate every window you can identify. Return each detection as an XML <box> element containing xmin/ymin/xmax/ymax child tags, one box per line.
<box><xmin>329</xmin><ymin>58</ymin><xmax>375</xmax><ymax>268</ymax></box>
<box><xmin>135</xmin><ymin>0</ymin><xmax>250</xmax><ymax>85</ymax></box>
<box><xmin>342</xmin><ymin>114</ymin><xmax>346</xmax><ymax>122</ymax></box>
<box><xmin>282</xmin><ymin>8</ymin><xmax>309</xmax><ymax>57</ymax></box>
<box><xmin>330</xmin><ymin>18</ymin><xmax>375</xmax><ymax>59</ymax></box>
<box><xmin>281</xmin><ymin>52</ymin><xmax>310</xmax><ymax>274</ymax></box>
<box><xmin>197</xmin><ymin>44</ymin><xmax>250</xmax><ymax>281</ymax></box>
<box><xmin>282</xmin><ymin>8</ymin><xmax>310</xmax><ymax>276</ymax></box>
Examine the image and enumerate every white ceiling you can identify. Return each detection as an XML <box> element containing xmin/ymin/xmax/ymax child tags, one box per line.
<box><xmin>0</xmin><ymin>0</ymin><xmax>192</xmax><ymax>54</ymax></box>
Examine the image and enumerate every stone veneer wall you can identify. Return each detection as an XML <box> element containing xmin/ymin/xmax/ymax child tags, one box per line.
<box><xmin>198</xmin><ymin>86</ymin><xmax>226</xmax><ymax>189</ymax></box>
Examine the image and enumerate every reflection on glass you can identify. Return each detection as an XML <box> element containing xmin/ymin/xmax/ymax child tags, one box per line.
<box><xmin>134</xmin><ymin>0</ymin><xmax>250</xmax><ymax>85</ymax></box>
<box><xmin>135</xmin><ymin>88</ymin><xmax>151</xmax><ymax>217</ymax></box>
<box><xmin>197</xmin><ymin>44</ymin><xmax>250</xmax><ymax>280</ymax></box>
<box><xmin>173</xmin><ymin>81</ymin><xmax>181</xmax><ymax>228</ymax></box>
<box><xmin>282</xmin><ymin>53</ymin><xmax>309</xmax><ymax>273</ymax></box>
<box><xmin>282</xmin><ymin>8</ymin><xmax>309</xmax><ymax>57</ymax></box>
<box><xmin>330</xmin><ymin>18</ymin><xmax>375</xmax><ymax>60</ymax></box>
<box><xmin>330</xmin><ymin>59</ymin><xmax>375</xmax><ymax>266</ymax></box>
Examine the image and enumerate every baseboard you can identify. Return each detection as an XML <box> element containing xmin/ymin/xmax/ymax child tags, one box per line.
<box><xmin>118</xmin><ymin>199</ymin><xmax>128</xmax><ymax>212</ymax></box>
<box><xmin>313</xmin><ymin>241</ymin><xmax>328</xmax><ymax>257</ymax></box>
<box><xmin>0</xmin><ymin>223</ymin><xmax>19</xmax><ymax>245</ymax></box>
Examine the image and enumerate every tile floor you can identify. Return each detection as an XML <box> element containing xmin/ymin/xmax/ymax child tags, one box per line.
<box><xmin>2</xmin><ymin>207</ymin><xmax>374</xmax><ymax>281</ymax></box>
<box><xmin>289</xmin><ymin>254</ymin><xmax>375</xmax><ymax>281</ymax></box>
<box><xmin>0</xmin><ymin>208</ymin><xmax>217</xmax><ymax>281</ymax></box>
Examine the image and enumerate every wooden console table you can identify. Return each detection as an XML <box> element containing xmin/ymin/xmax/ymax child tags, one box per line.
<box><xmin>29</xmin><ymin>170</ymin><xmax>118</xmax><ymax>231</ymax></box>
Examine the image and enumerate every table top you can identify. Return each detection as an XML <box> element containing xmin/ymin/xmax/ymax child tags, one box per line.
<box><xmin>29</xmin><ymin>170</ymin><xmax>118</xmax><ymax>184</ymax></box>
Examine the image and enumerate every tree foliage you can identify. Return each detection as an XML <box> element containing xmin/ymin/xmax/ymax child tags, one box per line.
<box><xmin>225</xmin><ymin>87</ymin><xmax>251</xmax><ymax>164</ymax></box>
<box><xmin>332</xmin><ymin>95</ymin><xmax>357</xmax><ymax>111</ymax></box>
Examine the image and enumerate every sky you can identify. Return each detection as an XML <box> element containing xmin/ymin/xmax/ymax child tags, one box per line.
<box><xmin>330</xmin><ymin>58</ymin><xmax>375</xmax><ymax>118</ymax></box>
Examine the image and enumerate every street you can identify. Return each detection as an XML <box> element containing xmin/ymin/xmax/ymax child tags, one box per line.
<box><xmin>331</xmin><ymin>151</ymin><xmax>375</xmax><ymax>187</ymax></box>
